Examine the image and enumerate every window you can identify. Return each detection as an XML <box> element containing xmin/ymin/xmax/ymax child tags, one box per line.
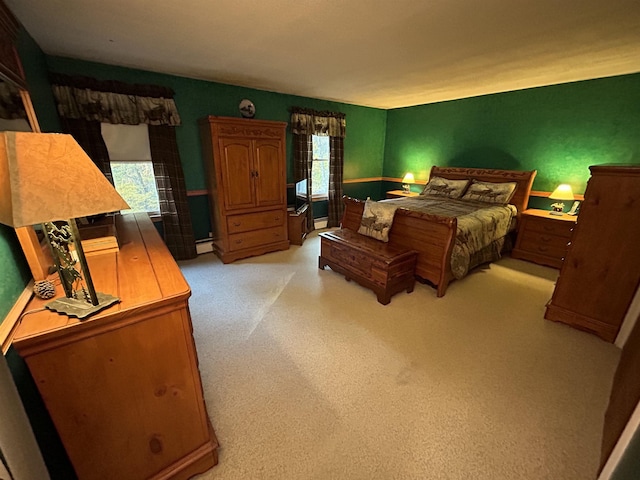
<box><xmin>100</xmin><ymin>123</ymin><xmax>160</xmax><ymax>214</ymax></box>
<box><xmin>310</xmin><ymin>135</ymin><xmax>329</xmax><ymax>199</ymax></box>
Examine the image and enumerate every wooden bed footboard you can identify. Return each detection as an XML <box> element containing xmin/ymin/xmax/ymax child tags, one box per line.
<box><xmin>341</xmin><ymin>196</ymin><xmax>457</xmax><ymax>297</ymax></box>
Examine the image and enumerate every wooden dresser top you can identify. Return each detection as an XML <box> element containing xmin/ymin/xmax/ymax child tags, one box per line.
<box><xmin>12</xmin><ymin>213</ymin><xmax>190</xmax><ymax>354</ymax></box>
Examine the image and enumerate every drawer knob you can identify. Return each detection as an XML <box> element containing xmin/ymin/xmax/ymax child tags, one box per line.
<box><xmin>233</xmin><ymin>222</ymin><xmax>241</xmax><ymax>227</ymax></box>
<box><xmin>235</xmin><ymin>240</ymin><xmax>243</xmax><ymax>244</ymax></box>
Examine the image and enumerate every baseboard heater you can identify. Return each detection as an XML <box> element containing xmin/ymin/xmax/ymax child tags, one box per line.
<box><xmin>195</xmin><ymin>239</ymin><xmax>213</xmax><ymax>255</ymax></box>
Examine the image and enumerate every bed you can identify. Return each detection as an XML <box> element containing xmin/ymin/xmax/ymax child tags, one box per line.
<box><xmin>340</xmin><ymin>166</ymin><xmax>537</xmax><ymax>297</ymax></box>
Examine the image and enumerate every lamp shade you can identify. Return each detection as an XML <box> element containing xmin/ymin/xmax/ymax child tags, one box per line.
<box><xmin>0</xmin><ymin>132</ymin><xmax>129</xmax><ymax>227</ymax></box>
<box><xmin>402</xmin><ymin>172</ymin><xmax>415</xmax><ymax>184</ymax></box>
<box><xmin>549</xmin><ymin>184</ymin><xmax>574</xmax><ymax>201</ymax></box>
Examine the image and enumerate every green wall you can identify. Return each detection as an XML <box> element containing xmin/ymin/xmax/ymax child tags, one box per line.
<box><xmin>45</xmin><ymin>56</ymin><xmax>387</xmax><ymax>237</ymax></box>
<box><xmin>384</xmin><ymin>74</ymin><xmax>640</xmax><ymax>195</ymax></box>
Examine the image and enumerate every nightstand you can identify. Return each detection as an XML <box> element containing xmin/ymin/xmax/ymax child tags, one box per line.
<box><xmin>287</xmin><ymin>203</ymin><xmax>309</xmax><ymax>246</ymax></box>
<box><xmin>512</xmin><ymin>208</ymin><xmax>576</xmax><ymax>269</ymax></box>
<box><xmin>386</xmin><ymin>190</ymin><xmax>420</xmax><ymax>199</ymax></box>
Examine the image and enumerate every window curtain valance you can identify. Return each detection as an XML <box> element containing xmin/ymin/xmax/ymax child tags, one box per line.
<box><xmin>290</xmin><ymin>107</ymin><xmax>346</xmax><ymax>138</ymax></box>
<box><xmin>50</xmin><ymin>74</ymin><xmax>181</xmax><ymax>126</ymax></box>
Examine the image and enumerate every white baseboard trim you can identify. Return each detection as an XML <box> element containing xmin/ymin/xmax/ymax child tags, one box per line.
<box><xmin>195</xmin><ymin>240</ymin><xmax>213</xmax><ymax>254</ymax></box>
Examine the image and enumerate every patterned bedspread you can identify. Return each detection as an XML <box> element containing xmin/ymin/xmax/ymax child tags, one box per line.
<box><xmin>384</xmin><ymin>196</ymin><xmax>517</xmax><ymax>279</ymax></box>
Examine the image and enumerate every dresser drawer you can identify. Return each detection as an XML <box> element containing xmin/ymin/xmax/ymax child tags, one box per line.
<box><xmin>523</xmin><ymin>215</ymin><xmax>574</xmax><ymax>238</ymax></box>
<box><xmin>228</xmin><ymin>226</ymin><xmax>286</xmax><ymax>251</ymax></box>
<box><xmin>227</xmin><ymin>210</ymin><xmax>285</xmax><ymax>234</ymax></box>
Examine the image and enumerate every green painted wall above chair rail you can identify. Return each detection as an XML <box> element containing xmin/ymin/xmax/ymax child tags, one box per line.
<box><xmin>383</xmin><ymin>73</ymin><xmax>640</xmax><ymax>195</ymax></box>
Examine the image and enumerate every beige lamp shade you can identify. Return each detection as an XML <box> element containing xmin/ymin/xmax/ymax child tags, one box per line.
<box><xmin>549</xmin><ymin>184</ymin><xmax>574</xmax><ymax>201</ymax></box>
<box><xmin>0</xmin><ymin>132</ymin><xmax>129</xmax><ymax>227</ymax></box>
<box><xmin>402</xmin><ymin>172</ymin><xmax>415</xmax><ymax>184</ymax></box>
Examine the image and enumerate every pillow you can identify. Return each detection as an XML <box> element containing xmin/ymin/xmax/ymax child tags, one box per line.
<box><xmin>461</xmin><ymin>180</ymin><xmax>517</xmax><ymax>204</ymax></box>
<box><xmin>357</xmin><ymin>199</ymin><xmax>398</xmax><ymax>242</ymax></box>
<box><xmin>421</xmin><ymin>176</ymin><xmax>470</xmax><ymax>199</ymax></box>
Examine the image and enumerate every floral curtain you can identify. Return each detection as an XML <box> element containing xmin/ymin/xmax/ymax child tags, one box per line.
<box><xmin>290</xmin><ymin>107</ymin><xmax>345</xmax><ymax>228</ymax></box>
<box><xmin>50</xmin><ymin>74</ymin><xmax>196</xmax><ymax>260</ymax></box>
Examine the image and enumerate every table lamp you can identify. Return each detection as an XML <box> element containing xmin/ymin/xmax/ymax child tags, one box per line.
<box><xmin>0</xmin><ymin>132</ymin><xmax>129</xmax><ymax>318</ymax></box>
<box><xmin>402</xmin><ymin>172</ymin><xmax>415</xmax><ymax>193</ymax></box>
<box><xmin>548</xmin><ymin>183</ymin><xmax>574</xmax><ymax>215</ymax></box>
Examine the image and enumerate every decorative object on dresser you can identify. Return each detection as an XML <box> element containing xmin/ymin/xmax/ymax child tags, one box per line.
<box><xmin>386</xmin><ymin>190</ymin><xmax>419</xmax><ymax>199</ymax></box>
<box><xmin>548</xmin><ymin>183</ymin><xmax>575</xmax><ymax>214</ymax></box>
<box><xmin>545</xmin><ymin>165</ymin><xmax>640</xmax><ymax>342</ymax></box>
<box><xmin>0</xmin><ymin>132</ymin><xmax>129</xmax><ymax>319</ymax></box>
<box><xmin>401</xmin><ymin>172</ymin><xmax>415</xmax><ymax>193</ymax></box>
<box><xmin>199</xmin><ymin>116</ymin><xmax>289</xmax><ymax>263</ymax></box>
<box><xmin>511</xmin><ymin>209</ymin><xmax>576</xmax><ymax>269</ymax></box>
<box><xmin>238</xmin><ymin>98</ymin><xmax>256</xmax><ymax>118</ymax></box>
<box><xmin>12</xmin><ymin>213</ymin><xmax>219</xmax><ymax>480</ymax></box>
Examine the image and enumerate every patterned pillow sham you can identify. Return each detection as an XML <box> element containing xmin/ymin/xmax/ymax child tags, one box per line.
<box><xmin>357</xmin><ymin>199</ymin><xmax>398</xmax><ymax>242</ymax></box>
<box><xmin>421</xmin><ymin>176</ymin><xmax>470</xmax><ymax>199</ymax></box>
<box><xmin>460</xmin><ymin>180</ymin><xmax>517</xmax><ymax>204</ymax></box>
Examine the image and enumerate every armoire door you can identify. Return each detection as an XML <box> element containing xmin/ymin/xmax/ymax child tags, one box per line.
<box><xmin>220</xmin><ymin>138</ymin><xmax>255</xmax><ymax>210</ymax></box>
<box><xmin>254</xmin><ymin>139</ymin><xmax>285</xmax><ymax>207</ymax></box>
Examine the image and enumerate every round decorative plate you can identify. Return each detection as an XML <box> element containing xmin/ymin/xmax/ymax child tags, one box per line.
<box><xmin>239</xmin><ymin>99</ymin><xmax>256</xmax><ymax>118</ymax></box>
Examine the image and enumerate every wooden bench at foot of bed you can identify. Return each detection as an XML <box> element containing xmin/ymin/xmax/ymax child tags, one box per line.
<box><xmin>340</xmin><ymin>196</ymin><xmax>458</xmax><ymax>297</ymax></box>
<box><xmin>319</xmin><ymin>228</ymin><xmax>418</xmax><ymax>304</ymax></box>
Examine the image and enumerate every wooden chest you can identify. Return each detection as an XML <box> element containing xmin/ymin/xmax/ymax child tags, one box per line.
<box><xmin>319</xmin><ymin>229</ymin><xmax>418</xmax><ymax>305</ymax></box>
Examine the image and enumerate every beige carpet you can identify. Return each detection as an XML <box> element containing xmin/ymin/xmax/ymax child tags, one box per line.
<box><xmin>181</xmin><ymin>230</ymin><xmax>620</xmax><ymax>480</ymax></box>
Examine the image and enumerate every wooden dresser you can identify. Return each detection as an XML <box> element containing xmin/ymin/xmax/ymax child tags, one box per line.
<box><xmin>12</xmin><ymin>213</ymin><xmax>218</xmax><ymax>480</ymax></box>
<box><xmin>545</xmin><ymin>165</ymin><xmax>640</xmax><ymax>342</ymax></box>
<box><xmin>199</xmin><ymin>116</ymin><xmax>289</xmax><ymax>263</ymax></box>
<box><xmin>511</xmin><ymin>209</ymin><xmax>576</xmax><ymax>268</ymax></box>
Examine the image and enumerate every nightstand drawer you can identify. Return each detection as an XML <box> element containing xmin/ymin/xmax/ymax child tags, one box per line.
<box><xmin>518</xmin><ymin>236</ymin><xmax>570</xmax><ymax>260</ymax></box>
<box><xmin>518</xmin><ymin>229</ymin><xmax>571</xmax><ymax>250</ymax></box>
<box><xmin>521</xmin><ymin>215</ymin><xmax>574</xmax><ymax>238</ymax></box>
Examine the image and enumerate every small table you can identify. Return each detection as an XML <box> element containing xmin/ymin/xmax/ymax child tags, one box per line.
<box><xmin>386</xmin><ymin>190</ymin><xmax>420</xmax><ymax>199</ymax></box>
<box><xmin>287</xmin><ymin>203</ymin><xmax>309</xmax><ymax>245</ymax></box>
<box><xmin>512</xmin><ymin>208</ymin><xmax>577</xmax><ymax>268</ymax></box>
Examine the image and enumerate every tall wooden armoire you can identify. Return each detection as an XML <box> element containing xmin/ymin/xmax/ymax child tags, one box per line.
<box><xmin>199</xmin><ymin>116</ymin><xmax>289</xmax><ymax>263</ymax></box>
<box><xmin>545</xmin><ymin>165</ymin><xmax>640</xmax><ymax>342</ymax></box>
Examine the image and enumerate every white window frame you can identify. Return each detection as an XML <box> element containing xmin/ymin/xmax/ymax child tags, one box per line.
<box><xmin>311</xmin><ymin>135</ymin><xmax>329</xmax><ymax>201</ymax></box>
<box><xmin>100</xmin><ymin>123</ymin><xmax>161</xmax><ymax>216</ymax></box>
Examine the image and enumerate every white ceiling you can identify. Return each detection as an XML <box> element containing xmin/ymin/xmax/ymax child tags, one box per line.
<box><xmin>7</xmin><ymin>0</ymin><xmax>640</xmax><ymax>109</ymax></box>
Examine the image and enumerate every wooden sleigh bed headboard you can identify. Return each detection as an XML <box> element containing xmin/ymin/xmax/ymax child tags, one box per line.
<box><xmin>430</xmin><ymin>166</ymin><xmax>537</xmax><ymax>214</ymax></box>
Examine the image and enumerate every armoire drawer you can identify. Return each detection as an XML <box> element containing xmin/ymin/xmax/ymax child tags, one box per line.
<box><xmin>227</xmin><ymin>210</ymin><xmax>285</xmax><ymax>234</ymax></box>
<box><xmin>228</xmin><ymin>226</ymin><xmax>286</xmax><ymax>251</ymax></box>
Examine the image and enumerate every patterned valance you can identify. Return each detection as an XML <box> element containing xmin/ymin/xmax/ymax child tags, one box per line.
<box><xmin>0</xmin><ymin>80</ymin><xmax>26</xmax><ymax>119</ymax></box>
<box><xmin>50</xmin><ymin>74</ymin><xmax>181</xmax><ymax>126</ymax></box>
<box><xmin>290</xmin><ymin>107</ymin><xmax>346</xmax><ymax>138</ymax></box>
